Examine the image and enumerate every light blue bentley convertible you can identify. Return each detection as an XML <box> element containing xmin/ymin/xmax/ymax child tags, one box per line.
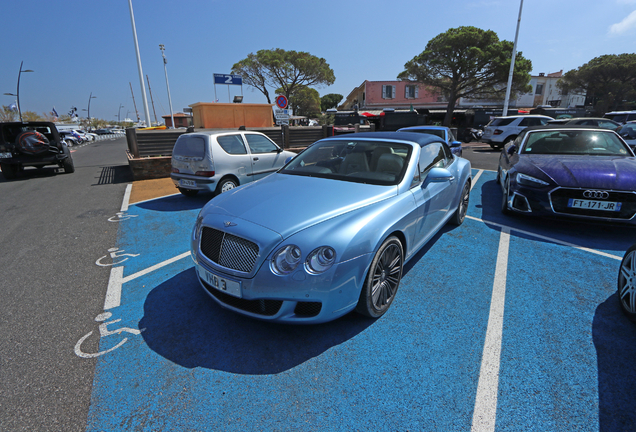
<box><xmin>189</xmin><ymin>132</ymin><xmax>472</xmax><ymax>324</ymax></box>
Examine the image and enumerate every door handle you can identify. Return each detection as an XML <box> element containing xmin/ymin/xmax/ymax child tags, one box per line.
<box><xmin>253</xmin><ymin>157</ymin><xmax>259</xmax><ymax>161</ymax></box>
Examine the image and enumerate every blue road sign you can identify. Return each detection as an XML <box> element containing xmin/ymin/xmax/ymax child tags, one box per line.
<box><xmin>213</xmin><ymin>74</ymin><xmax>243</xmax><ymax>85</ymax></box>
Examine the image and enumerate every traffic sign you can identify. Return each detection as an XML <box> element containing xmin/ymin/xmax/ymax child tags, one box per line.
<box><xmin>213</xmin><ymin>74</ymin><xmax>242</xmax><ymax>85</ymax></box>
<box><xmin>275</xmin><ymin>95</ymin><xmax>288</xmax><ymax>109</ymax></box>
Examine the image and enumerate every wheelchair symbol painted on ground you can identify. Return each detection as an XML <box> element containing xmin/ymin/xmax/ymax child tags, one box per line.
<box><xmin>95</xmin><ymin>248</ymin><xmax>140</xmax><ymax>266</ymax></box>
<box><xmin>108</xmin><ymin>212</ymin><xmax>139</xmax><ymax>222</ymax></box>
<box><xmin>74</xmin><ymin>312</ymin><xmax>143</xmax><ymax>358</ymax></box>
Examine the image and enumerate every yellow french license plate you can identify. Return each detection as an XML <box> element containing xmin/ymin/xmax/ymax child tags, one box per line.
<box><xmin>199</xmin><ymin>265</ymin><xmax>242</xmax><ymax>298</ymax></box>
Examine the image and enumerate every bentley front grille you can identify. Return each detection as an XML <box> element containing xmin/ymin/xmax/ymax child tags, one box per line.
<box><xmin>200</xmin><ymin>227</ymin><xmax>259</xmax><ymax>273</ymax></box>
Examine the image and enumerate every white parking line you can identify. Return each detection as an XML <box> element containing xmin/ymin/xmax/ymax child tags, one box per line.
<box><xmin>471</xmin><ymin>170</ymin><xmax>484</xmax><ymax>190</ymax></box>
<box><xmin>471</xmin><ymin>227</ymin><xmax>510</xmax><ymax>432</ymax></box>
<box><xmin>121</xmin><ymin>252</ymin><xmax>191</xmax><ymax>284</ymax></box>
<box><xmin>120</xmin><ymin>184</ymin><xmax>132</xmax><ymax>212</ymax></box>
<box><xmin>466</xmin><ymin>215</ymin><xmax>622</xmax><ymax>261</ymax></box>
<box><xmin>104</xmin><ymin>266</ymin><xmax>124</xmax><ymax>310</ymax></box>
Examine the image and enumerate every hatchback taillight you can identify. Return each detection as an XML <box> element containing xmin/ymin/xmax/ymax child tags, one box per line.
<box><xmin>493</xmin><ymin>129</ymin><xmax>503</xmax><ymax>135</ymax></box>
<box><xmin>195</xmin><ymin>171</ymin><xmax>215</xmax><ymax>177</ymax></box>
<box><xmin>171</xmin><ymin>167</ymin><xmax>180</xmax><ymax>173</ymax></box>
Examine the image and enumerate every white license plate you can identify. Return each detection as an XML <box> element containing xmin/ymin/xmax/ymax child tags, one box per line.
<box><xmin>180</xmin><ymin>179</ymin><xmax>196</xmax><ymax>187</ymax></box>
<box><xmin>0</xmin><ymin>152</ymin><xmax>12</xmax><ymax>159</ymax></box>
<box><xmin>198</xmin><ymin>265</ymin><xmax>242</xmax><ymax>298</ymax></box>
<box><xmin>567</xmin><ymin>198</ymin><xmax>622</xmax><ymax>212</ymax></box>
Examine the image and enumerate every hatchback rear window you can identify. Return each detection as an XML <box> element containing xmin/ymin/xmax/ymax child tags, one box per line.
<box><xmin>489</xmin><ymin>118</ymin><xmax>515</xmax><ymax>127</ymax></box>
<box><xmin>173</xmin><ymin>135</ymin><xmax>206</xmax><ymax>158</ymax></box>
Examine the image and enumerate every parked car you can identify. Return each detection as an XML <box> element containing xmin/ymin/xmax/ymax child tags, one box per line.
<box><xmin>75</xmin><ymin>129</ymin><xmax>96</xmax><ymax>141</ymax></box>
<box><xmin>93</xmin><ymin>129</ymin><xmax>112</xmax><ymax>135</ymax></box>
<box><xmin>397</xmin><ymin>125</ymin><xmax>463</xmax><ymax>157</ymax></box>
<box><xmin>189</xmin><ymin>131</ymin><xmax>472</xmax><ymax>323</ymax></box>
<box><xmin>547</xmin><ymin>117</ymin><xmax>621</xmax><ymax>130</ymax></box>
<box><xmin>482</xmin><ymin>115</ymin><xmax>552</xmax><ymax>149</ymax></box>
<box><xmin>617</xmin><ymin>121</ymin><xmax>636</xmax><ymax>151</ymax></box>
<box><xmin>170</xmin><ymin>130</ymin><xmax>297</xmax><ymax>196</ymax></box>
<box><xmin>617</xmin><ymin>244</ymin><xmax>636</xmax><ymax>322</ymax></box>
<box><xmin>498</xmin><ymin>125</ymin><xmax>636</xmax><ymax>223</ymax></box>
<box><xmin>59</xmin><ymin>131</ymin><xmax>81</xmax><ymax>147</ymax></box>
<box><xmin>0</xmin><ymin>121</ymin><xmax>74</xmax><ymax>179</ymax></box>
<box><xmin>604</xmin><ymin>110</ymin><xmax>636</xmax><ymax>125</ymax></box>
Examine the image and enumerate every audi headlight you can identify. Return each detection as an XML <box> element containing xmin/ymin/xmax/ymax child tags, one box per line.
<box><xmin>271</xmin><ymin>245</ymin><xmax>302</xmax><ymax>275</ymax></box>
<box><xmin>517</xmin><ymin>173</ymin><xmax>549</xmax><ymax>187</ymax></box>
<box><xmin>305</xmin><ymin>246</ymin><xmax>336</xmax><ymax>274</ymax></box>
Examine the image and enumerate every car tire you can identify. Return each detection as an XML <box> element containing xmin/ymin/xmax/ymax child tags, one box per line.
<box><xmin>501</xmin><ymin>178</ymin><xmax>512</xmax><ymax>215</ymax></box>
<box><xmin>178</xmin><ymin>187</ymin><xmax>199</xmax><ymax>197</ymax></box>
<box><xmin>1</xmin><ymin>162</ymin><xmax>18</xmax><ymax>179</ymax></box>
<box><xmin>216</xmin><ymin>178</ymin><xmax>238</xmax><ymax>195</ymax></box>
<box><xmin>62</xmin><ymin>147</ymin><xmax>75</xmax><ymax>173</ymax></box>
<box><xmin>449</xmin><ymin>180</ymin><xmax>470</xmax><ymax>226</ymax></box>
<box><xmin>489</xmin><ymin>144</ymin><xmax>498</xmax><ymax>150</ymax></box>
<box><xmin>617</xmin><ymin>244</ymin><xmax>636</xmax><ymax>323</ymax></box>
<box><xmin>356</xmin><ymin>236</ymin><xmax>403</xmax><ymax>318</ymax></box>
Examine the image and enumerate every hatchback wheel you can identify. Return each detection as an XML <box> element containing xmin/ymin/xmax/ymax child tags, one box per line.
<box><xmin>356</xmin><ymin>236</ymin><xmax>403</xmax><ymax>318</ymax></box>
<box><xmin>216</xmin><ymin>178</ymin><xmax>238</xmax><ymax>194</ymax></box>
<box><xmin>618</xmin><ymin>244</ymin><xmax>636</xmax><ymax>322</ymax></box>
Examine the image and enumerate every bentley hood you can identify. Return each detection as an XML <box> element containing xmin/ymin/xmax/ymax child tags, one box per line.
<box><xmin>521</xmin><ymin>155</ymin><xmax>636</xmax><ymax>190</ymax></box>
<box><xmin>203</xmin><ymin>173</ymin><xmax>397</xmax><ymax>239</ymax></box>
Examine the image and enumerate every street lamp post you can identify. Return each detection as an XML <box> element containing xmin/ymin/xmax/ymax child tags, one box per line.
<box><xmin>87</xmin><ymin>93</ymin><xmax>96</xmax><ymax>130</ymax></box>
<box><xmin>159</xmin><ymin>44</ymin><xmax>175</xmax><ymax>129</ymax></box>
<box><xmin>118</xmin><ymin>104</ymin><xmax>124</xmax><ymax>123</ymax></box>
<box><xmin>3</xmin><ymin>61</ymin><xmax>34</xmax><ymax>122</ymax></box>
<box><xmin>502</xmin><ymin>0</ymin><xmax>524</xmax><ymax>117</ymax></box>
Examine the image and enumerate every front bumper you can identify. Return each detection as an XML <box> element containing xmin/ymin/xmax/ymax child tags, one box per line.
<box><xmin>192</xmin><ymin>249</ymin><xmax>371</xmax><ymax>324</ymax></box>
<box><xmin>508</xmin><ymin>182</ymin><xmax>636</xmax><ymax>224</ymax></box>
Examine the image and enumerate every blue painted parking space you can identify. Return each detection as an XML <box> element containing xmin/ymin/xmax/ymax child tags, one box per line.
<box><xmin>84</xmin><ymin>169</ymin><xmax>636</xmax><ymax>431</ymax></box>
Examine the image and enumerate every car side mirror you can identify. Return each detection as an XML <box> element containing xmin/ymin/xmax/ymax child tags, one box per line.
<box><xmin>423</xmin><ymin>167</ymin><xmax>454</xmax><ymax>187</ymax></box>
<box><xmin>450</xmin><ymin>140</ymin><xmax>462</xmax><ymax>148</ymax></box>
<box><xmin>507</xmin><ymin>144</ymin><xmax>517</xmax><ymax>155</ymax></box>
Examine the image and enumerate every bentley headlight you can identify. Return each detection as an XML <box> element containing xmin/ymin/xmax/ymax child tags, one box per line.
<box><xmin>305</xmin><ymin>246</ymin><xmax>336</xmax><ymax>274</ymax></box>
<box><xmin>192</xmin><ymin>214</ymin><xmax>203</xmax><ymax>241</ymax></box>
<box><xmin>517</xmin><ymin>173</ymin><xmax>549</xmax><ymax>187</ymax></box>
<box><xmin>271</xmin><ymin>245</ymin><xmax>302</xmax><ymax>275</ymax></box>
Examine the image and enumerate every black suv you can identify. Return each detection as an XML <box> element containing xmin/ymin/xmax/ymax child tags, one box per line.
<box><xmin>0</xmin><ymin>121</ymin><xmax>74</xmax><ymax>179</ymax></box>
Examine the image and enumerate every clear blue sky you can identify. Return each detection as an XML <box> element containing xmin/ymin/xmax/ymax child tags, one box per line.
<box><xmin>3</xmin><ymin>0</ymin><xmax>636</xmax><ymax>123</ymax></box>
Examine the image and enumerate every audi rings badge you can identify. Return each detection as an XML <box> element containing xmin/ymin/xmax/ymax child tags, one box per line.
<box><xmin>583</xmin><ymin>190</ymin><xmax>610</xmax><ymax>200</ymax></box>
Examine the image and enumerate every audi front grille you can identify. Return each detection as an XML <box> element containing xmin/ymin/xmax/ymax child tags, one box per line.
<box><xmin>550</xmin><ymin>188</ymin><xmax>636</xmax><ymax>219</ymax></box>
<box><xmin>200</xmin><ymin>227</ymin><xmax>259</xmax><ymax>273</ymax></box>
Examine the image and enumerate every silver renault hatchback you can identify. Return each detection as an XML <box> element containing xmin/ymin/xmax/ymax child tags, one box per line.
<box><xmin>170</xmin><ymin>130</ymin><xmax>297</xmax><ymax>196</ymax></box>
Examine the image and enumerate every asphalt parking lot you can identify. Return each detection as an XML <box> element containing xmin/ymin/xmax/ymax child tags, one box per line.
<box><xmin>78</xmin><ymin>168</ymin><xmax>636</xmax><ymax>431</ymax></box>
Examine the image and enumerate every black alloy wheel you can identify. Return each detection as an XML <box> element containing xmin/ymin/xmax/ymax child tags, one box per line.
<box><xmin>356</xmin><ymin>236</ymin><xmax>403</xmax><ymax>318</ymax></box>
<box><xmin>618</xmin><ymin>244</ymin><xmax>636</xmax><ymax>322</ymax></box>
<box><xmin>450</xmin><ymin>181</ymin><xmax>470</xmax><ymax>225</ymax></box>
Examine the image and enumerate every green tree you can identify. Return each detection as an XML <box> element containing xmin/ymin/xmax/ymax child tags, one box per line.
<box><xmin>21</xmin><ymin>111</ymin><xmax>43</xmax><ymax>121</ymax></box>
<box><xmin>320</xmin><ymin>93</ymin><xmax>343</xmax><ymax>111</ymax></box>
<box><xmin>1</xmin><ymin>105</ymin><xmax>17</xmax><ymax>122</ymax></box>
<box><xmin>558</xmin><ymin>54</ymin><xmax>636</xmax><ymax>114</ymax></box>
<box><xmin>277</xmin><ymin>86</ymin><xmax>321</xmax><ymax>117</ymax></box>
<box><xmin>398</xmin><ymin>26</ymin><xmax>532</xmax><ymax>126</ymax></box>
<box><xmin>232</xmin><ymin>48</ymin><xmax>335</xmax><ymax>103</ymax></box>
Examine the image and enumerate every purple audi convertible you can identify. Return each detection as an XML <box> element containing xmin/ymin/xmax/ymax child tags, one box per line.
<box><xmin>498</xmin><ymin>125</ymin><xmax>636</xmax><ymax>223</ymax></box>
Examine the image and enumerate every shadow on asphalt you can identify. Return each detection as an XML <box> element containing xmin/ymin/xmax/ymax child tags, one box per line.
<box><xmin>593</xmin><ymin>293</ymin><xmax>636</xmax><ymax>431</ymax></box>
<box><xmin>92</xmin><ymin>165</ymin><xmax>133</xmax><ymax>185</ymax></box>
<box><xmin>476</xmin><ymin>179</ymin><xmax>636</xmax><ymax>254</ymax></box>
<box><xmin>139</xmin><ymin>267</ymin><xmax>375</xmax><ymax>374</ymax></box>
